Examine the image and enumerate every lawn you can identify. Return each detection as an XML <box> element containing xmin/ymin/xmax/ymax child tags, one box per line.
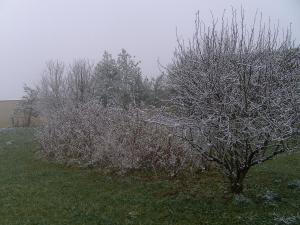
<box><xmin>0</xmin><ymin>128</ymin><xmax>299</xmax><ymax>225</ymax></box>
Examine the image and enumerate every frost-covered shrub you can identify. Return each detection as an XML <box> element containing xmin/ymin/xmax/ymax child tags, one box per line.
<box><xmin>36</xmin><ymin>102</ymin><xmax>202</xmax><ymax>176</ymax></box>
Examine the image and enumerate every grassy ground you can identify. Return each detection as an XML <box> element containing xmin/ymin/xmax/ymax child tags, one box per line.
<box><xmin>0</xmin><ymin>128</ymin><xmax>299</xmax><ymax>225</ymax></box>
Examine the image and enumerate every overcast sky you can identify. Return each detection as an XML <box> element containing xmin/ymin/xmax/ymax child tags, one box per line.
<box><xmin>0</xmin><ymin>0</ymin><xmax>299</xmax><ymax>100</ymax></box>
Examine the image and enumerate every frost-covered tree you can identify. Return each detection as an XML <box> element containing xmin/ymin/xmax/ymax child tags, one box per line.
<box><xmin>168</xmin><ymin>9</ymin><xmax>300</xmax><ymax>194</ymax></box>
<box><xmin>67</xmin><ymin>59</ymin><xmax>94</xmax><ymax>105</ymax></box>
<box><xmin>117</xmin><ymin>49</ymin><xmax>144</xmax><ymax>109</ymax></box>
<box><xmin>94</xmin><ymin>51</ymin><xmax>121</xmax><ymax>107</ymax></box>
<box><xmin>37</xmin><ymin>60</ymin><xmax>66</xmax><ymax>117</ymax></box>
<box><xmin>94</xmin><ymin>49</ymin><xmax>145</xmax><ymax>109</ymax></box>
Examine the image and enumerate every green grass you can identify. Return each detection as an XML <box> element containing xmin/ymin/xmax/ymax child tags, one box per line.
<box><xmin>0</xmin><ymin>128</ymin><xmax>299</xmax><ymax>225</ymax></box>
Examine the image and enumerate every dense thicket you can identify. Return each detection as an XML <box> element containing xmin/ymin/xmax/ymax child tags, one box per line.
<box><xmin>33</xmin><ymin>49</ymin><xmax>201</xmax><ymax>177</ymax></box>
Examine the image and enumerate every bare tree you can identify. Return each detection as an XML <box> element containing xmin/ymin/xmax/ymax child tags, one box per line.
<box><xmin>13</xmin><ymin>84</ymin><xmax>38</xmax><ymax>127</ymax></box>
<box><xmin>167</xmin><ymin>9</ymin><xmax>300</xmax><ymax>194</ymax></box>
<box><xmin>67</xmin><ymin>59</ymin><xmax>94</xmax><ymax>105</ymax></box>
<box><xmin>37</xmin><ymin>60</ymin><xmax>66</xmax><ymax>117</ymax></box>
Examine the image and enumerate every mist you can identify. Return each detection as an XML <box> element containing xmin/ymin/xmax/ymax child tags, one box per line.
<box><xmin>0</xmin><ymin>0</ymin><xmax>299</xmax><ymax>100</ymax></box>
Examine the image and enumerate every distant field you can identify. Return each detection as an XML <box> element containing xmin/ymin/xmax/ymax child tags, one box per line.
<box><xmin>0</xmin><ymin>100</ymin><xmax>19</xmax><ymax>128</ymax></box>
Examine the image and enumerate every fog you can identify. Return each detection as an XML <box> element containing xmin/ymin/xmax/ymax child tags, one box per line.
<box><xmin>0</xmin><ymin>0</ymin><xmax>299</xmax><ymax>100</ymax></box>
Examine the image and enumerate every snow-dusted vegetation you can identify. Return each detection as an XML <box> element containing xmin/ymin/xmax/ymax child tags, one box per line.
<box><xmin>24</xmin><ymin>9</ymin><xmax>300</xmax><ymax>194</ymax></box>
<box><xmin>34</xmin><ymin>50</ymin><xmax>202</xmax><ymax>177</ymax></box>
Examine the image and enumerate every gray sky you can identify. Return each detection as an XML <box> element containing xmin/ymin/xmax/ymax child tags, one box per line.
<box><xmin>0</xmin><ymin>0</ymin><xmax>299</xmax><ymax>100</ymax></box>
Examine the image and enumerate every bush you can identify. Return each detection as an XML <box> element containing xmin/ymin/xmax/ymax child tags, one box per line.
<box><xmin>36</xmin><ymin>101</ymin><xmax>203</xmax><ymax>177</ymax></box>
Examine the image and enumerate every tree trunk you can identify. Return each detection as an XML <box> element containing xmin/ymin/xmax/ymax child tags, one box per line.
<box><xmin>229</xmin><ymin>169</ymin><xmax>248</xmax><ymax>194</ymax></box>
<box><xmin>230</xmin><ymin>178</ymin><xmax>244</xmax><ymax>194</ymax></box>
<box><xmin>27</xmin><ymin>110</ymin><xmax>32</xmax><ymax>127</ymax></box>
